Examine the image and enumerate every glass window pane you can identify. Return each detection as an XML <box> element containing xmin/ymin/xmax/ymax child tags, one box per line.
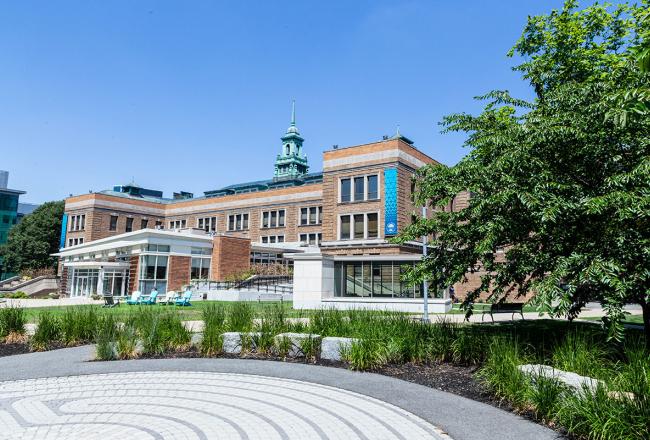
<box><xmin>367</xmin><ymin>213</ymin><xmax>378</xmax><ymax>238</ymax></box>
<box><xmin>340</xmin><ymin>216</ymin><xmax>350</xmax><ymax>240</ymax></box>
<box><xmin>354</xmin><ymin>214</ymin><xmax>364</xmax><ymax>239</ymax></box>
<box><xmin>270</xmin><ymin>211</ymin><xmax>277</xmax><ymax>227</ymax></box>
<box><xmin>309</xmin><ymin>207</ymin><xmax>317</xmax><ymax>224</ymax></box>
<box><xmin>354</xmin><ymin>177</ymin><xmax>365</xmax><ymax>201</ymax></box>
<box><xmin>278</xmin><ymin>210</ymin><xmax>285</xmax><ymax>227</ymax></box>
<box><xmin>300</xmin><ymin>208</ymin><xmax>308</xmax><ymax>225</ymax></box>
<box><xmin>367</xmin><ymin>175</ymin><xmax>378</xmax><ymax>199</ymax></box>
<box><xmin>318</xmin><ymin>206</ymin><xmax>322</xmax><ymax>223</ymax></box>
<box><xmin>341</xmin><ymin>179</ymin><xmax>351</xmax><ymax>202</ymax></box>
<box><xmin>277</xmin><ymin>236</ymin><xmax>284</xmax><ymax>243</ymax></box>
<box><xmin>228</xmin><ymin>216</ymin><xmax>235</xmax><ymax>230</ymax></box>
<box><xmin>155</xmin><ymin>256</ymin><xmax>168</xmax><ymax>280</ymax></box>
<box><xmin>243</xmin><ymin>214</ymin><xmax>249</xmax><ymax>229</ymax></box>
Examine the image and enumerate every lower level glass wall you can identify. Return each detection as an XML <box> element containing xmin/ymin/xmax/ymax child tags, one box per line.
<box><xmin>334</xmin><ymin>261</ymin><xmax>444</xmax><ymax>299</ymax></box>
<box><xmin>69</xmin><ymin>268</ymin><xmax>100</xmax><ymax>297</ymax></box>
<box><xmin>139</xmin><ymin>254</ymin><xmax>168</xmax><ymax>294</ymax></box>
<box><xmin>102</xmin><ymin>269</ymin><xmax>128</xmax><ymax>296</ymax></box>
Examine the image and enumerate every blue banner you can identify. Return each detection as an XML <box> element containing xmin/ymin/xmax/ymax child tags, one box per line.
<box><xmin>59</xmin><ymin>214</ymin><xmax>68</xmax><ymax>249</ymax></box>
<box><xmin>384</xmin><ymin>168</ymin><xmax>398</xmax><ymax>236</ymax></box>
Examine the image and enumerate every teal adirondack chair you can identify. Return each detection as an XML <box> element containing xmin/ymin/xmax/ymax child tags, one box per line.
<box><xmin>175</xmin><ymin>290</ymin><xmax>193</xmax><ymax>307</ymax></box>
<box><xmin>141</xmin><ymin>290</ymin><xmax>159</xmax><ymax>305</ymax></box>
<box><xmin>126</xmin><ymin>291</ymin><xmax>142</xmax><ymax>305</ymax></box>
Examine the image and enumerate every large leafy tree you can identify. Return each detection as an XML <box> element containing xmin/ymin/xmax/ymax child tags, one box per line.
<box><xmin>0</xmin><ymin>201</ymin><xmax>64</xmax><ymax>273</ymax></box>
<box><xmin>397</xmin><ymin>0</ymin><xmax>650</xmax><ymax>342</ymax></box>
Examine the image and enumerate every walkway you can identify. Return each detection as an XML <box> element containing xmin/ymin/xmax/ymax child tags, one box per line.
<box><xmin>0</xmin><ymin>346</ymin><xmax>560</xmax><ymax>440</ymax></box>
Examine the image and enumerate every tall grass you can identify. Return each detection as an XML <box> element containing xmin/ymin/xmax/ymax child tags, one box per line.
<box><xmin>0</xmin><ymin>307</ymin><xmax>26</xmax><ymax>341</ymax></box>
<box><xmin>201</xmin><ymin>303</ymin><xmax>226</xmax><ymax>356</ymax></box>
<box><xmin>95</xmin><ymin>314</ymin><xmax>117</xmax><ymax>361</ymax></box>
<box><xmin>60</xmin><ymin>307</ymin><xmax>98</xmax><ymax>346</ymax></box>
<box><xmin>552</xmin><ymin>330</ymin><xmax>612</xmax><ymax>379</ymax></box>
<box><xmin>227</xmin><ymin>303</ymin><xmax>254</xmax><ymax>332</ymax></box>
<box><xmin>478</xmin><ymin>337</ymin><xmax>529</xmax><ymax>406</ymax></box>
<box><xmin>31</xmin><ymin>312</ymin><xmax>60</xmax><ymax>351</ymax></box>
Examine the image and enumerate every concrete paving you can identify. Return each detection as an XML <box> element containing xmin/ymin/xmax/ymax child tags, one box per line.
<box><xmin>0</xmin><ymin>346</ymin><xmax>561</xmax><ymax>440</ymax></box>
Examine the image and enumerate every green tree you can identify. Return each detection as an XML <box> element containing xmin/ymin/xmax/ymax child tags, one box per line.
<box><xmin>0</xmin><ymin>201</ymin><xmax>64</xmax><ymax>273</ymax></box>
<box><xmin>397</xmin><ymin>1</ymin><xmax>650</xmax><ymax>342</ymax></box>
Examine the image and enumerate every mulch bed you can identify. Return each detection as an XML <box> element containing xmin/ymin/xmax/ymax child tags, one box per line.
<box><xmin>0</xmin><ymin>343</ymin><xmax>31</xmax><ymax>357</ymax></box>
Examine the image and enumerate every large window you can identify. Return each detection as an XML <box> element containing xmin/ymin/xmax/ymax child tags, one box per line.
<box><xmin>299</xmin><ymin>233</ymin><xmax>322</xmax><ymax>246</ymax></box>
<box><xmin>334</xmin><ymin>261</ymin><xmax>438</xmax><ymax>299</ymax></box>
<box><xmin>69</xmin><ymin>268</ymin><xmax>99</xmax><ymax>297</ymax></box>
<box><xmin>125</xmin><ymin>217</ymin><xmax>134</xmax><ymax>232</ymax></box>
<box><xmin>191</xmin><ymin>248</ymin><xmax>211</xmax><ymax>280</ymax></box>
<box><xmin>141</xmin><ymin>219</ymin><xmax>149</xmax><ymax>229</ymax></box>
<box><xmin>340</xmin><ymin>174</ymin><xmax>380</xmax><ymax>202</ymax></box>
<box><xmin>197</xmin><ymin>216</ymin><xmax>217</xmax><ymax>232</ymax></box>
<box><xmin>109</xmin><ymin>215</ymin><xmax>118</xmax><ymax>231</ymax></box>
<box><xmin>139</xmin><ymin>254</ymin><xmax>168</xmax><ymax>294</ymax></box>
<box><xmin>339</xmin><ymin>212</ymin><xmax>379</xmax><ymax>240</ymax></box>
<box><xmin>102</xmin><ymin>269</ymin><xmax>128</xmax><ymax>296</ymax></box>
<box><xmin>228</xmin><ymin>213</ymin><xmax>249</xmax><ymax>231</ymax></box>
<box><xmin>169</xmin><ymin>219</ymin><xmax>187</xmax><ymax>229</ymax></box>
<box><xmin>69</xmin><ymin>214</ymin><xmax>86</xmax><ymax>231</ymax></box>
<box><xmin>261</xmin><ymin>235</ymin><xmax>285</xmax><ymax>244</ymax></box>
<box><xmin>261</xmin><ymin>209</ymin><xmax>285</xmax><ymax>228</ymax></box>
<box><xmin>300</xmin><ymin>206</ymin><xmax>322</xmax><ymax>225</ymax></box>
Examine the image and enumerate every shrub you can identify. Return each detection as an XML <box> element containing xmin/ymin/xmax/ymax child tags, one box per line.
<box><xmin>48</xmin><ymin>292</ymin><xmax>60</xmax><ymax>299</ymax></box>
<box><xmin>116</xmin><ymin>325</ymin><xmax>138</xmax><ymax>359</ymax></box>
<box><xmin>0</xmin><ymin>307</ymin><xmax>26</xmax><ymax>340</ymax></box>
<box><xmin>31</xmin><ymin>312</ymin><xmax>60</xmax><ymax>351</ymax></box>
<box><xmin>9</xmin><ymin>291</ymin><xmax>27</xmax><ymax>299</ymax></box>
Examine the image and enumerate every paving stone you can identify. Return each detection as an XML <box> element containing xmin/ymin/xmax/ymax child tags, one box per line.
<box><xmin>0</xmin><ymin>371</ymin><xmax>445</xmax><ymax>439</ymax></box>
<box><xmin>320</xmin><ymin>337</ymin><xmax>358</xmax><ymax>361</ymax></box>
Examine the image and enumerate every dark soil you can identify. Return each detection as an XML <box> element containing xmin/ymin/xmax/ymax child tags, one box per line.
<box><xmin>0</xmin><ymin>343</ymin><xmax>31</xmax><ymax>357</ymax></box>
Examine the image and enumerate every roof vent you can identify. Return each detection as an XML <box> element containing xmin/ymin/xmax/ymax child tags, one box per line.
<box><xmin>332</xmin><ymin>144</ymin><xmax>339</xmax><ymax>149</ymax></box>
<box><xmin>382</xmin><ymin>135</ymin><xmax>389</xmax><ymax>140</ymax></box>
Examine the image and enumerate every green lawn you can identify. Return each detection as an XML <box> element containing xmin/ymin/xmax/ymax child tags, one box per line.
<box><xmin>20</xmin><ymin>301</ymin><xmax>303</xmax><ymax>323</ymax></box>
<box><xmin>582</xmin><ymin>314</ymin><xmax>645</xmax><ymax>326</ymax></box>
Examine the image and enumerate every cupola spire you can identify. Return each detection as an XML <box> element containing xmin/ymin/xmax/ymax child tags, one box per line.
<box><xmin>274</xmin><ymin>100</ymin><xmax>309</xmax><ymax>180</ymax></box>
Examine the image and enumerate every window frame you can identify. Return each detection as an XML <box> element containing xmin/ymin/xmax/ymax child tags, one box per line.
<box><xmin>227</xmin><ymin>212</ymin><xmax>250</xmax><ymax>231</ymax></box>
<box><xmin>339</xmin><ymin>173</ymin><xmax>380</xmax><ymax>203</ymax></box>
<box><xmin>338</xmin><ymin>211</ymin><xmax>381</xmax><ymax>240</ymax></box>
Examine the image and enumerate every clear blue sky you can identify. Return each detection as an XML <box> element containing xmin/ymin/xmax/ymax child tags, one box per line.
<box><xmin>2</xmin><ymin>0</ymin><xmax>577</xmax><ymax>203</ymax></box>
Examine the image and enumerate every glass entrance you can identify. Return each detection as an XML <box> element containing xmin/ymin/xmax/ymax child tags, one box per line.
<box><xmin>70</xmin><ymin>268</ymin><xmax>99</xmax><ymax>297</ymax></box>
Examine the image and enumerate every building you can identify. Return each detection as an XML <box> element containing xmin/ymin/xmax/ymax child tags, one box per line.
<box><xmin>56</xmin><ymin>107</ymin><xmax>467</xmax><ymax>312</ymax></box>
<box><xmin>0</xmin><ymin>171</ymin><xmax>26</xmax><ymax>280</ymax></box>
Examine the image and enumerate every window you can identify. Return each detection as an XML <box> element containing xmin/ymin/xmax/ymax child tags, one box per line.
<box><xmin>340</xmin><ymin>174</ymin><xmax>380</xmax><ymax>202</ymax></box>
<box><xmin>367</xmin><ymin>175</ymin><xmax>378</xmax><ymax>200</ymax></box>
<box><xmin>109</xmin><ymin>215</ymin><xmax>118</xmax><ymax>231</ymax></box>
<box><xmin>68</xmin><ymin>214</ymin><xmax>86</xmax><ymax>231</ymax></box>
<box><xmin>299</xmin><ymin>233</ymin><xmax>322</xmax><ymax>246</ymax></box>
<box><xmin>261</xmin><ymin>235</ymin><xmax>284</xmax><ymax>244</ymax></box>
<box><xmin>169</xmin><ymin>219</ymin><xmax>186</xmax><ymax>229</ymax></box>
<box><xmin>340</xmin><ymin>216</ymin><xmax>351</xmax><ymax>240</ymax></box>
<box><xmin>227</xmin><ymin>213</ymin><xmax>249</xmax><ymax>231</ymax></box>
<box><xmin>191</xmin><ymin>257</ymin><xmax>211</xmax><ymax>280</ymax></box>
<box><xmin>141</xmin><ymin>219</ymin><xmax>148</xmax><ymax>229</ymax></box>
<box><xmin>261</xmin><ymin>210</ymin><xmax>285</xmax><ymax>228</ymax></box>
<box><xmin>146</xmin><ymin>244</ymin><xmax>170</xmax><ymax>252</ymax></box>
<box><xmin>125</xmin><ymin>217</ymin><xmax>134</xmax><ymax>232</ymax></box>
<box><xmin>339</xmin><ymin>212</ymin><xmax>380</xmax><ymax>240</ymax></box>
<box><xmin>139</xmin><ymin>254</ymin><xmax>168</xmax><ymax>294</ymax></box>
<box><xmin>197</xmin><ymin>216</ymin><xmax>217</xmax><ymax>232</ymax></box>
<box><xmin>334</xmin><ymin>261</ymin><xmax>431</xmax><ymax>299</ymax></box>
<box><xmin>340</xmin><ymin>178</ymin><xmax>351</xmax><ymax>202</ymax></box>
<box><xmin>155</xmin><ymin>220</ymin><xmax>163</xmax><ymax>228</ymax></box>
<box><xmin>300</xmin><ymin>206</ymin><xmax>322</xmax><ymax>225</ymax></box>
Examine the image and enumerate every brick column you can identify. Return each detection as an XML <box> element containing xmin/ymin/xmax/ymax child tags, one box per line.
<box><xmin>59</xmin><ymin>266</ymin><xmax>68</xmax><ymax>296</ymax></box>
<box><xmin>168</xmin><ymin>256</ymin><xmax>191</xmax><ymax>291</ymax></box>
<box><xmin>211</xmin><ymin>235</ymin><xmax>251</xmax><ymax>281</ymax></box>
<box><xmin>128</xmin><ymin>255</ymin><xmax>139</xmax><ymax>294</ymax></box>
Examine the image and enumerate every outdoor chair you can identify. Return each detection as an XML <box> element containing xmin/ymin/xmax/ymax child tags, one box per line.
<box><xmin>160</xmin><ymin>291</ymin><xmax>177</xmax><ymax>305</ymax></box>
<box><xmin>175</xmin><ymin>290</ymin><xmax>193</xmax><ymax>307</ymax></box>
<box><xmin>126</xmin><ymin>291</ymin><xmax>142</xmax><ymax>305</ymax></box>
<box><xmin>102</xmin><ymin>296</ymin><xmax>120</xmax><ymax>308</ymax></box>
<box><xmin>140</xmin><ymin>290</ymin><xmax>159</xmax><ymax>305</ymax></box>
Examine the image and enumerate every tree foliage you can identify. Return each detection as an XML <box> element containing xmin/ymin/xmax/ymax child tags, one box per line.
<box><xmin>397</xmin><ymin>0</ymin><xmax>650</xmax><ymax>341</ymax></box>
<box><xmin>0</xmin><ymin>201</ymin><xmax>64</xmax><ymax>273</ymax></box>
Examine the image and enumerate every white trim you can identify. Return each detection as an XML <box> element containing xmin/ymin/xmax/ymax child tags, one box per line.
<box><xmin>324</xmin><ymin>149</ymin><xmax>426</xmax><ymax>170</ymax></box>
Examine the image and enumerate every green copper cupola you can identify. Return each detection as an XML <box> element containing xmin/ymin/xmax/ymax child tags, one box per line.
<box><xmin>274</xmin><ymin>101</ymin><xmax>309</xmax><ymax>179</ymax></box>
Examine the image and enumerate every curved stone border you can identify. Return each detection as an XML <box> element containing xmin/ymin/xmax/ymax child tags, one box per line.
<box><xmin>0</xmin><ymin>346</ymin><xmax>559</xmax><ymax>440</ymax></box>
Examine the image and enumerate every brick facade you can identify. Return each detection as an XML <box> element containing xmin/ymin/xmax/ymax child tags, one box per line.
<box><xmin>211</xmin><ymin>235</ymin><xmax>251</xmax><ymax>280</ymax></box>
<box><xmin>128</xmin><ymin>256</ymin><xmax>139</xmax><ymax>294</ymax></box>
<box><xmin>168</xmin><ymin>256</ymin><xmax>191</xmax><ymax>292</ymax></box>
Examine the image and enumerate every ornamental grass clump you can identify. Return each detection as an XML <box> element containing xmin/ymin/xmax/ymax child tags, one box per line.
<box><xmin>0</xmin><ymin>307</ymin><xmax>26</xmax><ymax>343</ymax></box>
<box><xmin>115</xmin><ymin>325</ymin><xmax>138</xmax><ymax>359</ymax></box>
<box><xmin>60</xmin><ymin>307</ymin><xmax>99</xmax><ymax>346</ymax></box>
<box><xmin>94</xmin><ymin>314</ymin><xmax>117</xmax><ymax>361</ymax></box>
<box><xmin>344</xmin><ymin>338</ymin><xmax>387</xmax><ymax>371</ymax></box>
<box><xmin>299</xmin><ymin>335</ymin><xmax>320</xmax><ymax>361</ymax></box>
<box><xmin>227</xmin><ymin>303</ymin><xmax>253</xmax><ymax>332</ymax></box>
<box><xmin>552</xmin><ymin>330</ymin><xmax>612</xmax><ymax>380</ymax></box>
<box><xmin>138</xmin><ymin>309</ymin><xmax>191</xmax><ymax>356</ymax></box>
<box><xmin>478</xmin><ymin>336</ymin><xmax>529</xmax><ymax>406</ymax></box>
<box><xmin>201</xmin><ymin>303</ymin><xmax>226</xmax><ymax>357</ymax></box>
<box><xmin>30</xmin><ymin>312</ymin><xmax>60</xmax><ymax>351</ymax></box>
<box><xmin>524</xmin><ymin>369</ymin><xmax>566</xmax><ymax>423</ymax></box>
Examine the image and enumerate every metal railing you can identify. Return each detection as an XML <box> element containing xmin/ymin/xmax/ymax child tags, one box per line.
<box><xmin>193</xmin><ymin>275</ymin><xmax>293</xmax><ymax>294</ymax></box>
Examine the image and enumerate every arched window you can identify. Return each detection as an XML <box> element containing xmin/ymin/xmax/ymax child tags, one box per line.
<box><xmin>285</xmin><ymin>144</ymin><xmax>290</xmax><ymax>155</ymax></box>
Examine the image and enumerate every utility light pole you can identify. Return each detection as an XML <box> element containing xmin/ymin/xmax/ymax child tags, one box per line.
<box><xmin>422</xmin><ymin>206</ymin><xmax>429</xmax><ymax>323</ymax></box>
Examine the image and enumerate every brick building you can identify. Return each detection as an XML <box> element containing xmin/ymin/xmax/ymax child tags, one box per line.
<box><xmin>55</xmin><ymin>108</ymin><xmax>471</xmax><ymax>312</ymax></box>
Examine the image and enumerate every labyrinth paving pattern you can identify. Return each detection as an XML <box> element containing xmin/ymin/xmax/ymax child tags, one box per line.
<box><xmin>0</xmin><ymin>371</ymin><xmax>449</xmax><ymax>439</ymax></box>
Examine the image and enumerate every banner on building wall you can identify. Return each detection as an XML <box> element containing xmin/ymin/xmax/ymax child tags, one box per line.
<box><xmin>59</xmin><ymin>214</ymin><xmax>68</xmax><ymax>250</ymax></box>
<box><xmin>384</xmin><ymin>168</ymin><xmax>398</xmax><ymax>236</ymax></box>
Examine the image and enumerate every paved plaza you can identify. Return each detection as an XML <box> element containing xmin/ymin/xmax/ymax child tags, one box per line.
<box><xmin>0</xmin><ymin>346</ymin><xmax>559</xmax><ymax>440</ymax></box>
